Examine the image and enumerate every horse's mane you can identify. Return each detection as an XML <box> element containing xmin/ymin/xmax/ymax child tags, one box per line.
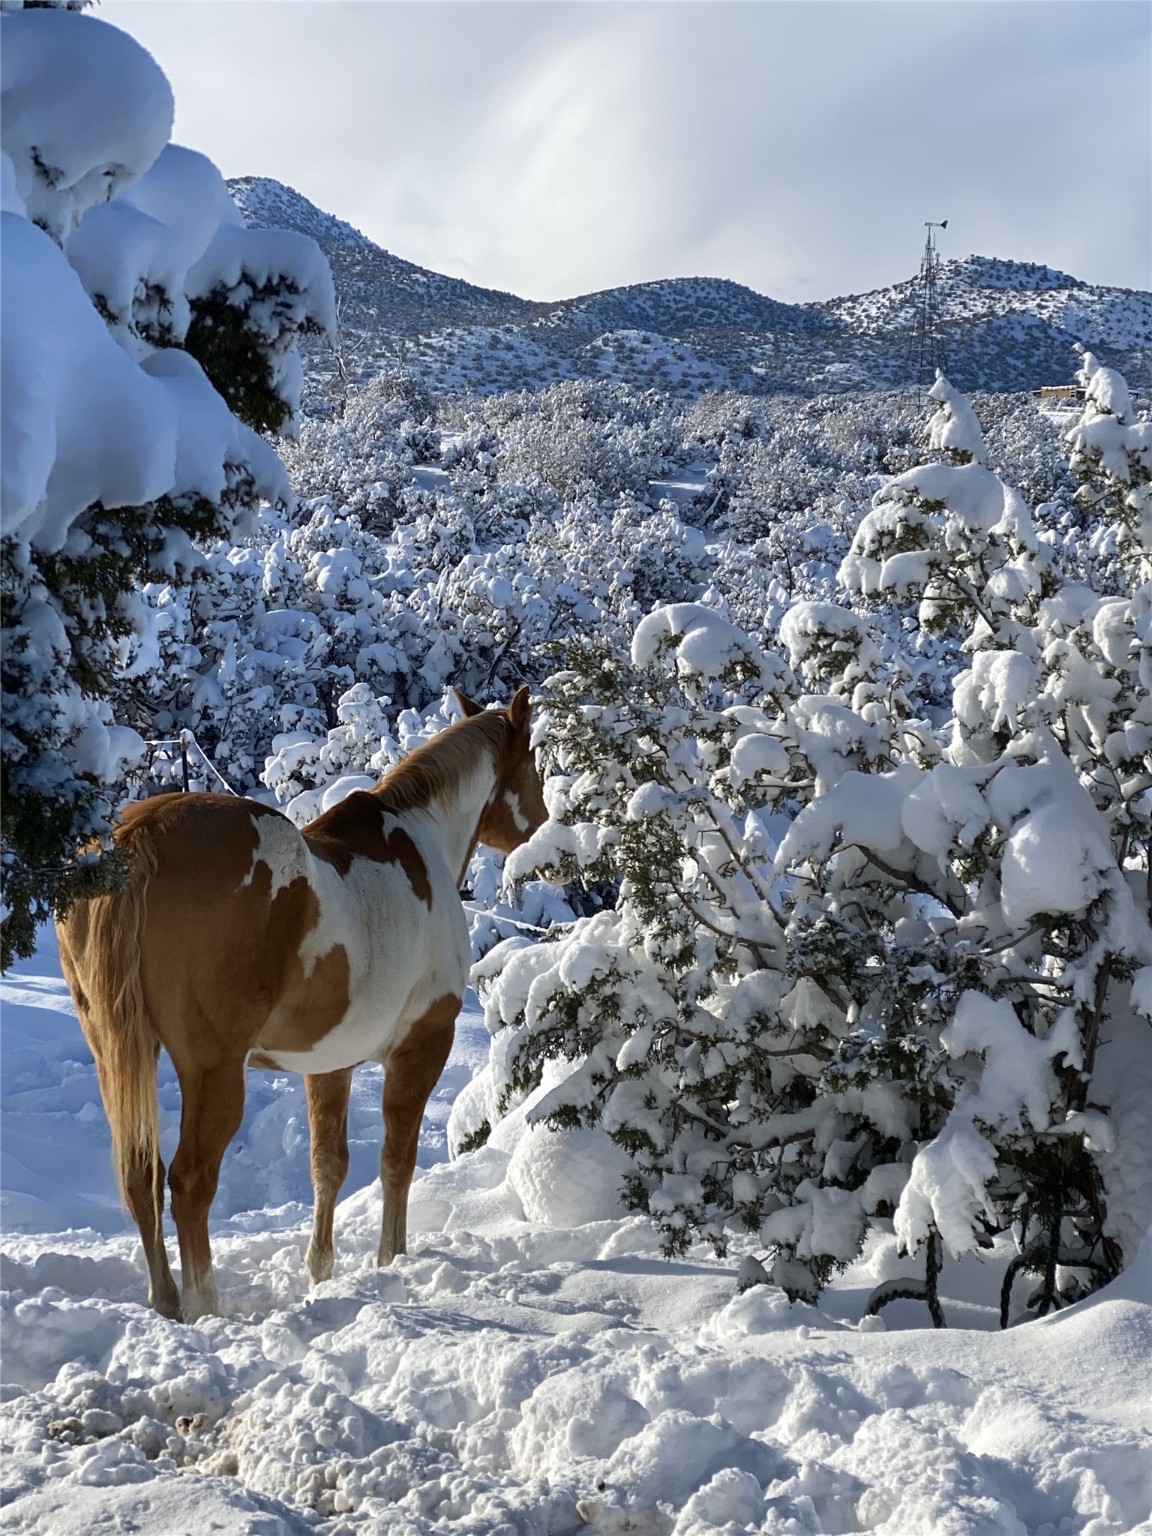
<box><xmin>374</xmin><ymin>711</ymin><xmax>508</xmax><ymax>816</ymax></box>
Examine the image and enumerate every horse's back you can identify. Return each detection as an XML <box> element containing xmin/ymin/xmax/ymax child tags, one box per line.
<box><xmin>61</xmin><ymin>789</ymin><xmax>469</xmax><ymax>1072</ymax></box>
<box><xmin>120</xmin><ymin>792</ymin><xmax>311</xmax><ymax>897</ymax></box>
<box><xmin>93</xmin><ymin>794</ymin><xmax>322</xmax><ymax>1058</ymax></box>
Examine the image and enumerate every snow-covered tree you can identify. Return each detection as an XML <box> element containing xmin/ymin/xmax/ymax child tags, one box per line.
<box><xmin>1066</xmin><ymin>349</ymin><xmax>1152</xmax><ymax>585</ymax></box>
<box><xmin>466</xmin><ymin>591</ymin><xmax>958</xmax><ymax>1303</ymax></box>
<box><xmin>0</xmin><ymin>6</ymin><xmax>334</xmax><ymax>965</ymax></box>
<box><xmin>837</xmin><ymin>368</ymin><xmax>1151</xmax><ymax>1317</ymax></box>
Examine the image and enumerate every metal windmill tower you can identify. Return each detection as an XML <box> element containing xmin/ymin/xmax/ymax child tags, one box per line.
<box><xmin>906</xmin><ymin>220</ymin><xmax>949</xmax><ymax>390</ymax></box>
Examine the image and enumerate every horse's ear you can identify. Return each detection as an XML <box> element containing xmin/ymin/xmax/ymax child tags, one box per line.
<box><xmin>454</xmin><ymin>688</ymin><xmax>485</xmax><ymax>719</ymax></box>
<box><xmin>508</xmin><ymin>685</ymin><xmax>531</xmax><ymax>732</ymax></box>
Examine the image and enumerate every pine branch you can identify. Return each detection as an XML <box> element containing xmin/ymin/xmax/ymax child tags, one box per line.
<box><xmin>848</xmin><ymin>844</ymin><xmax>964</xmax><ymax>919</ymax></box>
<box><xmin>866</xmin><ymin>1229</ymin><xmax>945</xmax><ymax>1327</ymax></box>
<box><xmin>671</xmin><ymin>881</ymin><xmax>775</xmax><ymax>970</ymax></box>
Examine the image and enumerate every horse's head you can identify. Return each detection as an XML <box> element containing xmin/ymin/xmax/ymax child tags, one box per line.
<box><xmin>456</xmin><ymin>685</ymin><xmax>547</xmax><ymax>855</ymax></box>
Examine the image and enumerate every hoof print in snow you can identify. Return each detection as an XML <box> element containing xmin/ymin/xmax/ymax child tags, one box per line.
<box><xmin>575</xmin><ymin>1497</ymin><xmax>672</xmax><ymax>1536</ymax></box>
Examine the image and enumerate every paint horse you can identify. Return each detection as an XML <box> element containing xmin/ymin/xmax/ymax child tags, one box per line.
<box><xmin>57</xmin><ymin>689</ymin><xmax>546</xmax><ymax>1321</ymax></box>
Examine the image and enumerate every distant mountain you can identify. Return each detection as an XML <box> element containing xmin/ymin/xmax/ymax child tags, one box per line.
<box><xmin>821</xmin><ymin>255</ymin><xmax>1152</xmax><ymax>387</ymax></box>
<box><xmin>227</xmin><ymin>177</ymin><xmax>378</xmax><ymax>252</ymax></box>
<box><xmin>532</xmin><ymin>276</ymin><xmax>823</xmax><ymax>337</ymax></box>
<box><xmin>228</xmin><ymin>176</ymin><xmax>1151</xmax><ymax>403</ymax></box>
<box><xmin>228</xmin><ymin>176</ymin><xmax>531</xmax><ymax>338</ymax></box>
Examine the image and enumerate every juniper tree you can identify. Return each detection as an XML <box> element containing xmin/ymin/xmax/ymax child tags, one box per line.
<box><xmin>469</xmin><ymin>603</ymin><xmax>940</xmax><ymax>1301</ymax></box>
<box><xmin>834</xmin><ymin>367</ymin><xmax>1149</xmax><ymax>1317</ymax></box>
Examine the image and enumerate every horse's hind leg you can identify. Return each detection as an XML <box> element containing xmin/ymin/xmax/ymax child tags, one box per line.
<box><xmin>123</xmin><ymin>1064</ymin><xmax>180</xmax><ymax>1319</ymax></box>
<box><xmin>126</xmin><ymin>1151</ymin><xmax>179</xmax><ymax>1318</ymax></box>
<box><xmin>378</xmin><ymin>996</ymin><xmax>458</xmax><ymax>1267</ymax></box>
<box><xmin>78</xmin><ymin>1005</ymin><xmax>179</xmax><ymax>1318</ymax></box>
<box><xmin>168</xmin><ymin>1058</ymin><xmax>246</xmax><ymax>1320</ymax></box>
<box><xmin>304</xmin><ymin>1067</ymin><xmax>353</xmax><ymax>1285</ymax></box>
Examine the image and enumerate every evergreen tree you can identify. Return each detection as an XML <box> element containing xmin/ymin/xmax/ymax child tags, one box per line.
<box><xmin>0</xmin><ymin>6</ymin><xmax>333</xmax><ymax>966</ymax></box>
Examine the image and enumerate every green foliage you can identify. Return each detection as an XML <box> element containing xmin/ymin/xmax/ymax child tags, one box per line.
<box><xmin>454</xmin><ymin>1122</ymin><xmax>492</xmax><ymax>1156</ymax></box>
<box><xmin>185</xmin><ymin>282</ymin><xmax>322</xmax><ymax>436</ymax></box>
<box><xmin>0</xmin><ymin>484</ymin><xmax>236</xmax><ymax>968</ymax></box>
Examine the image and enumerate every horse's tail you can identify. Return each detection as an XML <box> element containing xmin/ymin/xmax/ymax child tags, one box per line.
<box><xmin>58</xmin><ymin>827</ymin><xmax>161</xmax><ymax>1217</ymax></box>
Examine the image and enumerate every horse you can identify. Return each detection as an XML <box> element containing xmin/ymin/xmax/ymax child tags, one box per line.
<box><xmin>56</xmin><ymin>688</ymin><xmax>546</xmax><ymax>1321</ymax></box>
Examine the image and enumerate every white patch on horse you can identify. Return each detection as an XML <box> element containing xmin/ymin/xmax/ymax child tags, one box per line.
<box><xmin>258</xmin><ymin>831</ymin><xmax>472</xmax><ymax>1076</ymax></box>
<box><xmin>504</xmin><ymin>789</ymin><xmax>530</xmax><ymax>833</ymax></box>
<box><xmin>241</xmin><ymin>813</ymin><xmax>304</xmax><ymax>900</ymax></box>
<box><xmin>296</xmin><ymin>851</ymin><xmax>349</xmax><ymax>981</ymax></box>
<box><xmin>411</xmin><ymin>760</ymin><xmax>500</xmax><ymax>886</ymax></box>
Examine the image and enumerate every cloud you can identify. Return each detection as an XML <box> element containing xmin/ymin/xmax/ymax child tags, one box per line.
<box><xmin>98</xmin><ymin>0</ymin><xmax>1151</xmax><ymax>302</ymax></box>
<box><xmin>376</xmin><ymin>9</ymin><xmax>677</xmax><ymax>296</ymax></box>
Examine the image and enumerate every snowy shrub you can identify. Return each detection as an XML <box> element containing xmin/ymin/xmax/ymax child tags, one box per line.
<box><xmin>164</xmin><ymin>466</ymin><xmax>720</xmax><ymax>821</ymax></box>
<box><xmin>837</xmin><ymin>368</ymin><xmax>1152</xmax><ymax>1318</ymax></box>
<box><xmin>711</xmin><ymin>392</ymin><xmax>920</xmax><ymax>546</ymax></box>
<box><xmin>1065</xmin><ymin>349</ymin><xmax>1152</xmax><ymax>585</ymax></box>
<box><xmin>278</xmin><ymin>374</ymin><xmax>427</xmax><ymax>524</ymax></box>
<box><xmin>682</xmin><ymin>390</ymin><xmax>769</xmax><ymax>449</ymax></box>
<box><xmin>978</xmin><ymin>391</ymin><xmax>1079</xmax><ymax>511</ymax></box>
<box><xmin>453</xmin><ymin>379</ymin><xmax>680</xmax><ymax>505</ymax></box>
<box><xmin>0</xmin><ymin>6</ymin><xmax>332</xmax><ymax>964</ymax></box>
<box><xmin>473</xmin><ymin>602</ymin><xmax>931</xmax><ymax>1301</ymax></box>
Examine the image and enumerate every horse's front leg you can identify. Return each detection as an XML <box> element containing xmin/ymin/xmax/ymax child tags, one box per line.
<box><xmin>378</xmin><ymin>996</ymin><xmax>458</xmax><ymax>1266</ymax></box>
<box><xmin>304</xmin><ymin>1067</ymin><xmax>354</xmax><ymax>1285</ymax></box>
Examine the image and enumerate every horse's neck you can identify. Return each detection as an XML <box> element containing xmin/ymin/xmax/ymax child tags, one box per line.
<box><xmin>400</xmin><ymin>753</ymin><xmax>496</xmax><ymax>886</ymax></box>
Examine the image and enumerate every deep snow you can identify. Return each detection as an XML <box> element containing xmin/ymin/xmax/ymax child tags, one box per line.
<box><xmin>2</xmin><ymin>929</ymin><xmax>1150</xmax><ymax>1536</ymax></box>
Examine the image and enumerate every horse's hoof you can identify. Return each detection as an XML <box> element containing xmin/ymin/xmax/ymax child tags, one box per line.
<box><xmin>150</xmin><ymin>1285</ymin><xmax>183</xmax><ymax>1321</ymax></box>
<box><xmin>305</xmin><ymin>1252</ymin><xmax>334</xmax><ymax>1286</ymax></box>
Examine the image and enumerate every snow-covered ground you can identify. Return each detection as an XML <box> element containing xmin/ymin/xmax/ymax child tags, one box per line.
<box><xmin>2</xmin><ymin>930</ymin><xmax>1150</xmax><ymax>1536</ymax></box>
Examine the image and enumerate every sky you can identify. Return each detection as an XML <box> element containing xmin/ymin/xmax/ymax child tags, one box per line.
<box><xmin>99</xmin><ymin>0</ymin><xmax>1152</xmax><ymax>305</ymax></box>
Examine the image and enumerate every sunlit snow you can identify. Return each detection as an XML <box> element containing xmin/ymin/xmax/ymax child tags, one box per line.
<box><xmin>2</xmin><ymin>931</ymin><xmax>1150</xmax><ymax>1536</ymax></box>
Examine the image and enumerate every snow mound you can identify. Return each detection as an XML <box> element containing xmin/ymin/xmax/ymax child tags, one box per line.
<box><xmin>507</xmin><ymin>1124</ymin><xmax>632</xmax><ymax>1228</ymax></box>
<box><xmin>1</xmin><ymin>8</ymin><xmax>173</xmax><ymax>241</ymax></box>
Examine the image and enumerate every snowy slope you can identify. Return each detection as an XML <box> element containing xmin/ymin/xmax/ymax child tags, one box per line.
<box><xmin>3</xmin><ymin>931</ymin><xmax>1151</xmax><ymax>1535</ymax></box>
<box><xmin>533</xmin><ymin>277</ymin><xmax>821</xmax><ymax>337</ymax></box>
<box><xmin>229</xmin><ymin>177</ymin><xmax>531</xmax><ymax>334</ymax></box>
<box><xmin>824</xmin><ymin>255</ymin><xmax>1152</xmax><ymax>354</ymax></box>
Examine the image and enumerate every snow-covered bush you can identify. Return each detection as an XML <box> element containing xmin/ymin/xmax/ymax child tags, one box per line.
<box><xmin>0</xmin><ymin>6</ymin><xmax>333</xmax><ymax>964</ymax></box>
<box><xmin>838</xmin><ymin>368</ymin><xmax>1151</xmax><ymax>1315</ymax></box>
<box><xmin>451</xmin><ymin>380</ymin><xmax>680</xmax><ymax>506</ymax></box>
<box><xmin>1066</xmin><ymin>349</ymin><xmax>1152</xmax><ymax>585</ymax></box>
<box><xmin>467</xmin><ymin>598</ymin><xmax>946</xmax><ymax>1303</ymax></box>
<box><xmin>712</xmin><ymin>392</ymin><xmax>922</xmax><ymax>545</ymax></box>
<box><xmin>682</xmin><ymin>390</ymin><xmax>769</xmax><ymax>449</ymax></box>
<box><xmin>278</xmin><ymin>373</ymin><xmax>432</xmax><ymax>523</ymax></box>
<box><xmin>472</xmin><ymin>368</ymin><xmax>1151</xmax><ymax>1319</ymax></box>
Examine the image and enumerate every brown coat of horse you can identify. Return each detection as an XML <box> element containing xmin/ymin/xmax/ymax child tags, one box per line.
<box><xmin>57</xmin><ymin>689</ymin><xmax>546</xmax><ymax>1320</ymax></box>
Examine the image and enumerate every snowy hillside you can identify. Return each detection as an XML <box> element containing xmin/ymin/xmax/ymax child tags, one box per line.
<box><xmin>825</xmin><ymin>254</ymin><xmax>1152</xmax><ymax>352</ymax></box>
<box><xmin>228</xmin><ymin>177</ymin><xmax>1151</xmax><ymax>399</ymax></box>
<box><xmin>823</xmin><ymin>256</ymin><xmax>1152</xmax><ymax>392</ymax></box>
<box><xmin>533</xmin><ymin>276</ymin><xmax>822</xmax><ymax>337</ymax></box>
<box><xmin>226</xmin><ymin>177</ymin><xmax>380</xmax><ymax>253</ymax></box>
<box><xmin>229</xmin><ymin>176</ymin><xmax>532</xmax><ymax>336</ymax></box>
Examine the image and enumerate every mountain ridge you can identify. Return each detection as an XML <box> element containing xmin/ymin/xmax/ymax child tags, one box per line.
<box><xmin>228</xmin><ymin>175</ymin><xmax>1151</xmax><ymax>400</ymax></box>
